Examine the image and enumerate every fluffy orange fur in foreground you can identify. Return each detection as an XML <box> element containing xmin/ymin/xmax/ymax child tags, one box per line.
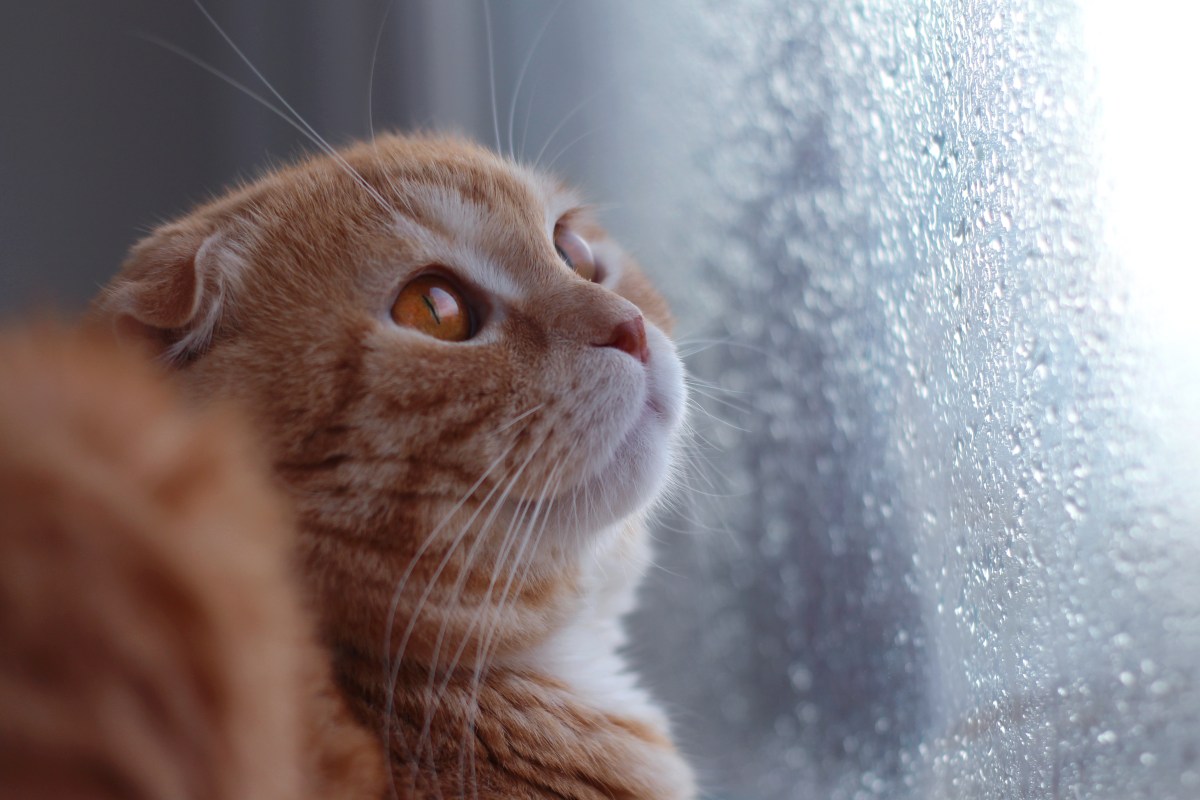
<box><xmin>0</xmin><ymin>327</ymin><xmax>382</xmax><ymax>800</ymax></box>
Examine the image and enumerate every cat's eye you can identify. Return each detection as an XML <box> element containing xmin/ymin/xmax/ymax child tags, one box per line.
<box><xmin>390</xmin><ymin>274</ymin><xmax>474</xmax><ymax>341</ymax></box>
<box><xmin>554</xmin><ymin>226</ymin><xmax>598</xmax><ymax>282</ymax></box>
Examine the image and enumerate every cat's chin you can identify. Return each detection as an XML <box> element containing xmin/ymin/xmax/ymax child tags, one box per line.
<box><xmin>551</xmin><ymin>325</ymin><xmax>687</xmax><ymax>541</ymax></box>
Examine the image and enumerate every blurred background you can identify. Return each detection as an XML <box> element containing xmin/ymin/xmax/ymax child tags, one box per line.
<box><xmin>4</xmin><ymin>1</ymin><xmax>1200</xmax><ymax>798</ymax></box>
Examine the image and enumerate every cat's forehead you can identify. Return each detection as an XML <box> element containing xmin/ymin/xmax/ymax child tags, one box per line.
<box><xmin>230</xmin><ymin>136</ymin><xmax>603</xmax><ymax>306</ymax></box>
<box><xmin>389</xmin><ymin>165</ymin><xmax>576</xmax><ymax>243</ymax></box>
<box><xmin>368</xmin><ymin>142</ymin><xmax>584</xmax><ymax>296</ymax></box>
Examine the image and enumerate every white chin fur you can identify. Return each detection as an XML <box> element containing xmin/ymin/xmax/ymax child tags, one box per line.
<box><xmin>552</xmin><ymin>323</ymin><xmax>687</xmax><ymax>538</ymax></box>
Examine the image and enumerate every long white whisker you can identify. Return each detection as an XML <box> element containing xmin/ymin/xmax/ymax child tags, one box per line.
<box><xmin>392</xmin><ymin>419</ymin><xmax>551</xmax><ymax>786</ymax></box>
<box><xmin>543</xmin><ymin>129</ymin><xmax>596</xmax><ymax>175</ymax></box>
<box><xmin>381</xmin><ymin>436</ymin><xmax>518</xmax><ymax>795</ymax></box>
<box><xmin>425</xmin><ymin>473</ymin><xmax>540</xmax><ymax>800</ymax></box>
<box><xmin>532</xmin><ymin>87</ymin><xmax>606</xmax><ymax>170</ymax></box>
<box><xmin>495</xmin><ymin>402</ymin><xmax>544</xmax><ymax>433</ymax></box>
<box><xmin>469</xmin><ymin>448</ymin><xmax>572</xmax><ymax>674</ymax></box>
<box><xmin>411</xmin><ymin>433</ymin><xmax>547</xmax><ymax>772</ymax></box>
<box><xmin>675</xmin><ymin>335</ymin><xmax>789</xmax><ymax>367</ymax></box>
<box><xmin>395</xmin><ymin>472</ymin><xmax>510</xmax><ymax>792</ymax></box>
<box><xmin>686</xmin><ymin>395</ymin><xmax>750</xmax><ymax>432</ymax></box>
<box><xmin>189</xmin><ymin>0</ymin><xmax>395</xmax><ymax>214</ymax></box>
<box><xmin>367</xmin><ymin>0</ymin><xmax>399</xmax><ymax>143</ymax></box>
<box><xmin>506</xmin><ymin>1</ymin><xmax>563</xmax><ymax>161</ymax></box>
<box><xmin>482</xmin><ymin>0</ymin><xmax>502</xmax><ymax>154</ymax></box>
<box><xmin>458</xmin><ymin>446</ymin><xmax>576</xmax><ymax>800</ymax></box>
<box><xmin>472</xmin><ymin>442</ymin><xmax>576</xmax><ymax>673</ymax></box>
<box><xmin>452</xmin><ymin>454</ymin><xmax>563</xmax><ymax>697</ymax></box>
<box><xmin>683</xmin><ymin>374</ymin><xmax>749</xmax><ymax>396</ymax></box>
<box><xmin>380</xmin><ymin>400</ymin><xmax>540</xmax><ymax>670</ymax></box>
<box><xmin>136</xmin><ymin>36</ymin><xmax>337</xmax><ymax>165</ymax></box>
<box><xmin>685</xmin><ymin>380</ymin><xmax>752</xmax><ymax>413</ymax></box>
<box><xmin>518</xmin><ymin>66</ymin><xmax>541</xmax><ymax>160</ymax></box>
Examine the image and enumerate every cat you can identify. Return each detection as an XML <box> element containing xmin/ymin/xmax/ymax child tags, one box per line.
<box><xmin>88</xmin><ymin>133</ymin><xmax>697</xmax><ymax>799</ymax></box>
<box><xmin>0</xmin><ymin>324</ymin><xmax>382</xmax><ymax>800</ymax></box>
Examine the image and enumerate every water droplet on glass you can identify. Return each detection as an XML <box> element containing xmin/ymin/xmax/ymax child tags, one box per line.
<box><xmin>788</xmin><ymin>664</ymin><xmax>813</xmax><ymax>692</ymax></box>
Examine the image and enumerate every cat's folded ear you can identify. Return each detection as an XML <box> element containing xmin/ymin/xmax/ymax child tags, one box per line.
<box><xmin>92</xmin><ymin>220</ymin><xmax>247</xmax><ymax>366</ymax></box>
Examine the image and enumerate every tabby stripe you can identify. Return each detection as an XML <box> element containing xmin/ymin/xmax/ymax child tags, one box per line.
<box><xmin>471</xmin><ymin>722</ymin><xmax>632</xmax><ymax>800</ymax></box>
<box><xmin>276</xmin><ymin>453</ymin><xmax>351</xmax><ymax>472</ymax></box>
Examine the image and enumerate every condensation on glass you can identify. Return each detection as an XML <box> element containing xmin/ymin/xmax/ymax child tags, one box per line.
<box><xmin>593</xmin><ymin>1</ymin><xmax>1200</xmax><ymax>798</ymax></box>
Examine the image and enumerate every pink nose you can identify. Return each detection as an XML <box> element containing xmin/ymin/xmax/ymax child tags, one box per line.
<box><xmin>596</xmin><ymin>315</ymin><xmax>650</xmax><ymax>364</ymax></box>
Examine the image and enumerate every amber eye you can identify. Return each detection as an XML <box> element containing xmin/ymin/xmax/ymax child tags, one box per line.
<box><xmin>390</xmin><ymin>274</ymin><xmax>473</xmax><ymax>341</ymax></box>
<box><xmin>554</xmin><ymin>225</ymin><xmax>597</xmax><ymax>282</ymax></box>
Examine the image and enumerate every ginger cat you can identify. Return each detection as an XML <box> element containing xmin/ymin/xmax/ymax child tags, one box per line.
<box><xmin>81</xmin><ymin>134</ymin><xmax>696</xmax><ymax>799</ymax></box>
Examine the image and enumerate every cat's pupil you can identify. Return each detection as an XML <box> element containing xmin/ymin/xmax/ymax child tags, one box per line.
<box><xmin>420</xmin><ymin>294</ymin><xmax>441</xmax><ymax>324</ymax></box>
<box><xmin>390</xmin><ymin>275</ymin><xmax>472</xmax><ymax>341</ymax></box>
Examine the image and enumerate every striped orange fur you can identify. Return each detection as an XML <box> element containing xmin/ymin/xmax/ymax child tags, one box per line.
<box><xmin>92</xmin><ymin>134</ymin><xmax>695</xmax><ymax>799</ymax></box>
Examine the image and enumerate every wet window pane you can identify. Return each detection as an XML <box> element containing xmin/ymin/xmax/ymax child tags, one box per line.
<box><xmin>614</xmin><ymin>1</ymin><xmax>1200</xmax><ymax>798</ymax></box>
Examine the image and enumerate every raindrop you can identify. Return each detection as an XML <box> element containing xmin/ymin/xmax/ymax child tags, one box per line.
<box><xmin>788</xmin><ymin>664</ymin><xmax>813</xmax><ymax>692</ymax></box>
<box><xmin>928</xmin><ymin>134</ymin><xmax>944</xmax><ymax>159</ymax></box>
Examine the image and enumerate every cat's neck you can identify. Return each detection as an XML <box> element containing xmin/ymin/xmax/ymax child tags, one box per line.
<box><xmin>508</xmin><ymin>519</ymin><xmax>668</xmax><ymax>723</ymax></box>
<box><xmin>330</xmin><ymin>520</ymin><xmax>694</xmax><ymax>800</ymax></box>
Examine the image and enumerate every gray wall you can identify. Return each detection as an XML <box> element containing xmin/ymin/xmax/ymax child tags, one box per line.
<box><xmin>0</xmin><ymin>0</ymin><xmax>613</xmax><ymax>313</ymax></box>
<box><xmin>5</xmin><ymin>2</ymin><xmax>1200</xmax><ymax>799</ymax></box>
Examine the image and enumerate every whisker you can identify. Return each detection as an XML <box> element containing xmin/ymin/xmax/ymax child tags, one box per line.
<box><xmin>367</xmin><ymin>0</ymin><xmax>399</xmax><ymax>144</ymax></box>
<box><xmin>460</xmin><ymin>447</ymin><xmax>569</xmax><ymax>677</ymax></box>
<box><xmin>518</xmin><ymin>65</ymin><xmax>540</xmax><ymax>160</ymax></box>
<box><xmin>417</xmin><ymin>479</ymin><xmax>538</xmax><ymax>794</ymax></box>
<box><xmin>675</xmin><ymin>335</ymin><xmax>789</xmax><ymax>367</ymax></box>
<box><xmin>684</xmin><ymin>374</ymin><xmax>749</xmax><ymax>396</ymax></box>
<box><xmin>686</xmin><ymin>385</ymin><xmax>753</xmax><ymax>418</ymax></box>
<box><xmin>412</xmin><ymin>435</ymin><xmax>547</xmax><ymax>765</ymax></box>
<box><xmin>394</xmin><ymin>426</ymin><xmax>552</xmax><ymax>787</ymax></box>
<box><xmin>685</xmin><ymin>396</ymin><xmax>749</xmax><ymax>433</ymax></box>
<box><xmin>428</xmin><ymin>439</ymin><xmax>568</xmax><ymax>705</ymax></box>
<box><xmin>381</xmin><ymin>404</ymin><xmax>538</xmax><ymax>672</ymax></box>
<box><xmin>455</xmin><ymin>445</ymin><xmax>575</xmax><ymax>798</ymax></box>
<box><xmin>531</xmin><ymin>84</ymin><xmax>610</xmax><ymax>170</ymax></box>
<box><xmin>543</xmin><ymin>129</ymin><xmax>597</xmax><ymax>176</ymax></box>
<box><xmin>494</xmin><ymin>402</ymin><xmax>544</xmax><ymax>433</ymax></box>
<box><xmin>135</xmin><ymin>36</ymin><xmax>331</xmax><ymax>164</ymax></box>
<box><xmin>671</xmin><ymin>444</ymin><xmax>728</xmax><ymax>497</ymax></box>
<box><xmin>188</xmin><ymin>0</ymin><xmax>396</xmax><ymax>215</ymax></box>
<box><xmin>380</xmin><ymin>437</ymin><xmax>518</xmax><ymax>792</ymax></box>
<box><xmin>678</xmin><ymin>416</ymin><xmax>724</xmax><ymax>453</ymax></box>
<box><xmin>506</xmin><ymin>0</ymin><xmax>563</xmax><ymax>161</ymax></box>
<box><xmin>482</xmin><ymin>0</ymin><xmax>502</xmax><ymax>154</ymax></box>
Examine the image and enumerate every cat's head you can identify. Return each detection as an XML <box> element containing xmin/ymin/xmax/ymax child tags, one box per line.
<box><xmin>93</xmin><ymin>134</ymin><xmax>686</xmax><ymax>662</ymax></box>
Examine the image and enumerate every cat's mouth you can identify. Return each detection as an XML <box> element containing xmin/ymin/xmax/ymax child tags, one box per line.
<box><xmin>571</xmin><ymin>330</ymin><xmax>686</xmax><ymax>521</ymax></box>
<box><xmin>504</xmin><ymin>325</ymin><xmax>685</xmax><ymax>540</ymax></box>
<box><xmin>642</xmin><ymin>327</ymin><xmax>686</xmax><ymax>429</ymax></box>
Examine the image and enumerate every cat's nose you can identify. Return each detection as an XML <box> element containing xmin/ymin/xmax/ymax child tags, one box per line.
<box><xmin>595</xmin><ymin>315</ymin><xmax>650</xmax><ymax>364</ymax></box>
